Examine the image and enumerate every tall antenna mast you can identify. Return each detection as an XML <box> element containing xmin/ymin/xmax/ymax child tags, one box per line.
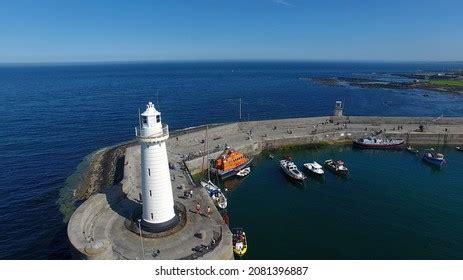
<box><xmin>239</xmin><ymin>98</ymin><xmax>242</xmax><ymax>121</ymax></box>
<box><xmin>156</xmin><ymin>89</ymin><xmax>160</xmax><ymax>109</ymax></box>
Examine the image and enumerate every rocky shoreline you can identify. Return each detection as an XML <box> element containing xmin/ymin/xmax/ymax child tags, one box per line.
<box><xmin>73</xmin><ymin>141</ymin><xmax>136</xmax><ymax>200</ymax></box>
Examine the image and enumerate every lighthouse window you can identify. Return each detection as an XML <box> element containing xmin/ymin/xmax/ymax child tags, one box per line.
<box><xmin>142</xmin><ymin>116</ymin><xmax>148</xmax><ymax>124</ymax></box>
<box><xmin>149</xmin><ymin>190</ymin><xmax>152</xmax><ymax>197</ymax></box>
<box><xmin>148</xmin><ymin>168</ymin><xmax>151</xmax><ymax>176</ymax></box>
<box><xmin>156</xmin><ymin>115</ymin><xmax>160</xmax><ymax>123</ymax></box>
<box><xmin>151</xmin><ymin>213</ymin><xmax>154</xmax><ymax>219</ymax></box>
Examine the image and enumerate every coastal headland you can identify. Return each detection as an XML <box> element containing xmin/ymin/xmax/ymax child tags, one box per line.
<box><xmin>306</xmin><ymin>76</ymin><xmax>463</xmax><ymax>94</ymax></box>
<box><xmin>67</xmin><ymin>115</ymin><xmax>463</xmax><ymax>260</ymax></box>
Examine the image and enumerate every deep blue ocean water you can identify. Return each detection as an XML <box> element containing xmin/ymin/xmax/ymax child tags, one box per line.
<box><xmin>1</xmin><ymin>61</ymin><xmax>463</xmax><ymax>259</ymax></box>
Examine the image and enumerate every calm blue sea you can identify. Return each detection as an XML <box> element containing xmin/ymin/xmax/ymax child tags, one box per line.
<box><xmin>1</xmin><ymin>61</ymin><xmax>463</xmax><ymax>259</ymax></box>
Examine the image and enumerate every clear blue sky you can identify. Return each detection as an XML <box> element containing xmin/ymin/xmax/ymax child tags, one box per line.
<box><xmin>0</xmin><ymin>0</ymin><xmax>462</xmax><ymax>63</ymax></box>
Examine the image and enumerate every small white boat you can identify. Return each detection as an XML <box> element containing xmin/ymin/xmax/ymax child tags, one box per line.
<box><xmin>422</xmin><ymin>149</ymin><xmax>446</xmax><ymax>168</ymax></box>
<box><xmin>212</xmin><ymin>192</ymin><xmax>227</xmax><ymax>209</ymax></box>
<box><xmin>324</xmin><ymin>159</ymin><xmax>349</xmax><ymax>176</ymax></box>
<box><xmin>236</xmin><ymin>167</ymin><xmax>251</xmax><ymax>177</ymax></box>
<box><xmin>280</xmin><ymin>159</ymin><xmax>306</xmax><ymax>181</ymax></box>
<box><xmin>406</xmin><ymin>145</ymin><xmax>419</xmax><ymax>154</ymax></box>
<box><xmin>201</xmin><ymin>180</ymin><xmax>227</xmax><ymax>209</ymax></box>
<box><xmin>304</xmin><ymin>161</ymin><xmax>324</xmax><ymax>175</ymax></box>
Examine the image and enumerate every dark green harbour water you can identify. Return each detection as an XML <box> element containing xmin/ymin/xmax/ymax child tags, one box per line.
<box><xmin>226</xmin><ymin>146</ymin><xmax>463</xmax><ymax>259</ymax></box>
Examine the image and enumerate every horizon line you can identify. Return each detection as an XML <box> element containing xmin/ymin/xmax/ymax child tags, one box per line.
<box><xmin>1</xmin><ymin>58</ymin><xmax>463</xmax><ymax>66</ymax></box>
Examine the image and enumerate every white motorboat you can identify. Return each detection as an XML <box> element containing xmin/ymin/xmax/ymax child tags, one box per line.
<box><xmin>353</xmin><ymin>136</ymin><xmax>404</xmax><ymax>149</ymax></box>
<box><xmin>211</xmin><ymin>191</ymin><xmax>228</xmax><ymax>209</ymax></box>
<box><xmin>303</xmin><ymin>161</ymin><xmax>324</xmax><ymax>175</ymax></box>
<box><xmin>406</xmin><ymin>145</ymin><xmax>419</xmax><ymax>154</ymax></box>
<box><xmin>324</xmin><ymin>159</ymin><xmax>349</xmax><ymax>176</ymax></box>
<box><xmin>236</xmin><ymin>167</ymin><xmax>251</xmax><ymax>177</ymax></box>
<box><xmin>280</xmin><ymin>158</ymin><xmax>306</xmax><ymax>181</ymax></box>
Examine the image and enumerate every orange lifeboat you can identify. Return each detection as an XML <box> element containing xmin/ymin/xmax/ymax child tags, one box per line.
<box><xmin>211</xmin><ymin>147</ymin><xmax>253</xmax><ymax>179</ymax></box>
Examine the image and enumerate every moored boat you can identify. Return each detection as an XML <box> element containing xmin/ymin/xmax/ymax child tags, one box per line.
<box><xmin>406</xmin><ymin>145</ymin><xmax>419</xmax><ymax>154</ymax></box>
<box><xmin>324</xmin><ymin>159</ymin><xmax>349</xmax><ymax>176</ymax></box>
<box><xmin>211</xmin><ymin>146</ymin><xmax>254</xmax><ymax>179</ymax></box>
<box><xmin>209</xmin><ymin>189</ymin><xmax>228</xmax><ymax>209</ymax></box>
<box><xmin>200</xmin><ymin>180</ymin><xmax>227</xmax><ymax>209</ymax></box>
<box><xmin>200</xmin><ymin>126</ymin><xmax>228</xmax><ymax>209</ymax></box>
<box><xmin>232</xmin><ymin>228</ymin><xmax>248</xmax><ymax>257</ymax></box>
<box><xmin>422</xmin><ymin>149</ymin><xmax>446</xmax><ymax>168</ymax></box>
<box><xmin>200</xmin><ymin>179</ymin><xmax>219</xmax><ymax>191</ymax></box>
<box><xmin>353</xmin><ymin>136</ymin><xmax>405</xmax><ymax>149</ymax></box>
<box><xmin>280</xmin><ymin>158</ymin><xmax>306</xmax><ymax>181</ymax></box>
<box><xmin>456</xmin><ymin>146</ymin><xmax>463</xmax><ymax>152</ymax></box>
<box><xmin>236</xmin><ymin>167</ymin><xmax>251</xmax><ymax>177</ymax></box>
<box><xmin>303</xmin><ymin>161</ymin><xmax>324</xmax><ymax>175</ymax></box>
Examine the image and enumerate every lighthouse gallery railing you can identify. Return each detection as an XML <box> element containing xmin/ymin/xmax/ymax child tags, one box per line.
<box><xmin>135</xmin><ymin>124</ymin><xmax>169</xmax><ymax>138</ymax></box>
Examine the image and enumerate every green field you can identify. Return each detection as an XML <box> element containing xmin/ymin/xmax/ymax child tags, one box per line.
<box><xmin>428</xmin><ymin>80</ymin><xmax>463</xmax><ymax>87</ymax></box>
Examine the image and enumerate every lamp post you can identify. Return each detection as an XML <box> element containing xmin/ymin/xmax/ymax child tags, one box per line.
<box><xmin>239</xmin><ymin>98</ymin><xmax>242</xmax><ymax>121</ymax></box>
<box><xmin>137</xmin><ymin>219</ymin><xmax>145</xmax><ymax>260</ymax></box>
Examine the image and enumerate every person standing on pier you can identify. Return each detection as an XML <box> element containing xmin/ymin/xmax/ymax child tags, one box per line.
<box><xmin>196</xmin><ymin>202</ymin><xmax>201</xmax><ymax>214</ymax></box>
<box><xmin>207</xmin><ymin>206</ymin><xmax>212</xmax><ymax>218</ymax></box>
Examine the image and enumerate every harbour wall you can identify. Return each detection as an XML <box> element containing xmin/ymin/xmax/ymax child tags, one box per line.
<box><xmin>337</xmin><ymin>116</ymin><xmax>463</xmax><ymax>125</ymax></box>
<box><xmin>68</xmin><ymin>115</ymin><xmax>463</xmax><ymax>195</ymax></box>
<box><xmin>183</xmin><ymin>116</ymin><xmax>463</xmax><ymax>174</ymax></box>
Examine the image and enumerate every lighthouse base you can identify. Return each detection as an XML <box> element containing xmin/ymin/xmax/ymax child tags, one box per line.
<box><xmin>141</xmin><ymin>215</ymin><xmax>179</xmax><ymax>233</ymax></box>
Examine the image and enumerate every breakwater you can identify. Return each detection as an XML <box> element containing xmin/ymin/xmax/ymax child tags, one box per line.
<box><xmin>73</xmin><ymin>142</ymin><xmax>135</xmax><ymax>200</ymax></box>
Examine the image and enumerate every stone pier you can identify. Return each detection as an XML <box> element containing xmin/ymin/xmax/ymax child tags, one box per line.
<box><xmin>67</xmin><ymin>115</ymin><xmax>463</xmax><ymax>259</ymax></box>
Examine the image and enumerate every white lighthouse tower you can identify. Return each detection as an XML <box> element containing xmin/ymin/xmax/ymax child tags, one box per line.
<box><xmin>136</xmin><ymin>102</ymin><xmax>178</xmax><ymax>232</ymax></box>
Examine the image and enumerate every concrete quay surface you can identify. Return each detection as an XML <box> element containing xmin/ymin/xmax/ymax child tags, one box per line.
<box><xmin>68</xmin><ymin>115</ymin><xmax>463</xmax><ymax>259</ymax></box>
